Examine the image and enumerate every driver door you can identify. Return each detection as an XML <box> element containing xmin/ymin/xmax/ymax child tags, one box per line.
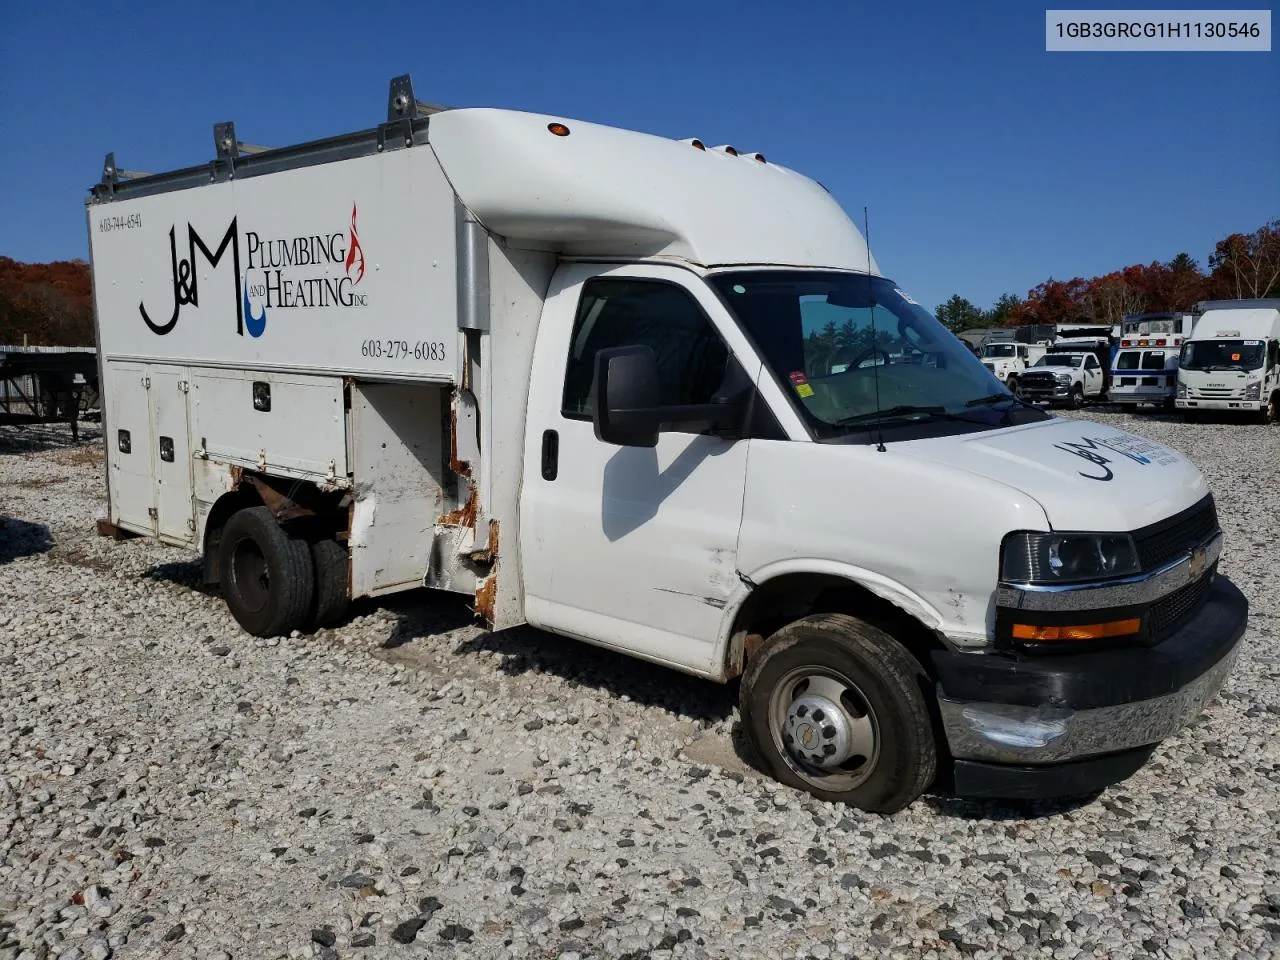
<box><xmin>1084</xmin><ymin>354</ymin><xmax>1102</xmax><ymax>393</ymax></box>
<box><xmin>518</xmin><ymin>263</ymin><xmax>770</xmax><ymax>675</ymax></box>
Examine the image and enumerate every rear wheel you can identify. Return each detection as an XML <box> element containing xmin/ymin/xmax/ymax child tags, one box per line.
<box><xmin>217</xmin><ymin>506</ymin><xmax>314</xmax><ymax>637</ymax></box>
<box><xmin>308</xmin><ymin>537</ymin><xmax>350</xmax><ymax>629</ymax></box>
<box><xmin>740</xmin><ymin>613</ymin><xmax>937</xmax><ymax>814</ymax></box>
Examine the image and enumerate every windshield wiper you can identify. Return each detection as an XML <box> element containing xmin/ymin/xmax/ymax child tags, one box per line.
<box><xmin>964</xmin><ymin>392</ymin><xmax>1042</xmax><ymax>423</ymax></box>
<box><xmin>835</xmin><ymin>404</ymin><xmax>943</xmax><ymax>425</ymax></box>
<box><xmin>965</xmin><ymin>392</ymin><xmax>1034</xmax><ymax>408</ymax></box>
<box><xmin>834</xmin><ymin>404</ymin><xmax>992</xmax><ymax>428</ymax></box>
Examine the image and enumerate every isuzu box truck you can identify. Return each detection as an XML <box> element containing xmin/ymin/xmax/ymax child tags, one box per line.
<box><xmin>1176</xmin><ymin>300</ymin><xmax>1280</xmax><ymax>423</ymax></box>
<box><xmin>85</xmin><ymin>76</ymin><xmax>1247</xmax><ymax>812</ymax></box>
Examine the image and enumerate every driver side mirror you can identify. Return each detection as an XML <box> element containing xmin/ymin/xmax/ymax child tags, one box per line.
<box><xmin>591</xmin><ymin>345</ymin><xmax>748</xmax><ymax>447</ymax></box>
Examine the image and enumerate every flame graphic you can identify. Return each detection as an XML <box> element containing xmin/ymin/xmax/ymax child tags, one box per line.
<box><xmin>345</xmin><ymin>203</ymin><xmax>365</xmax><ymax>284</ymax></box>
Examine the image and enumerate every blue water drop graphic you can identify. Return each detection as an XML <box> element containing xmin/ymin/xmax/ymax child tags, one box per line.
<box><xmin>243</xmin><ymin>282</ymin><xmax>267</xmax><ymax>338</ymax></box>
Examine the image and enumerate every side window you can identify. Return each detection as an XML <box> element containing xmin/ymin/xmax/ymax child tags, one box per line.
<box><xmin>1085</xmin><ymin>355</ymin><xmax>1098</xmax><ymax>370</ymax></box>
<box><xmin>562</xmin><ymin>277</ymin><xmax>730</xmax><ymax>418</ymax></box>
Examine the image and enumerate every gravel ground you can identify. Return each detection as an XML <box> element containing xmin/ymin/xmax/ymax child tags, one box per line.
<box><xmin>1</xmin><ymin>409</ymin><xmax>1278</xmax><ymax>960</ymax></box>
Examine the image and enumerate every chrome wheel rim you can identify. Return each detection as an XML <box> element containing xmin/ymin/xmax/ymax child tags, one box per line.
<box><xmin>769</xmin><ymin>667</ymin><xmax>880</xmax><ymax>791</ymax></box>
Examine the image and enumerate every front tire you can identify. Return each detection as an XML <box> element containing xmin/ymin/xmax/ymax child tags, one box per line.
<box><xmin>1069</xmin><ymin>384</ymin><xmax>1084</xmax><ymax>409</ymax></box>
<box><xmin>740</xmin><ymin>613</ymin><xmax>937</xmax><ymax>814</ymax></box>
<box><xmin>217</xmin><ymin>506</ymin><xmax>315</xmax><ymax>637</ymax></box>
<box><xmin>1263</xmin><ymin>393</ymin><xmax>1279</xmax><ymax>425</ymax></box>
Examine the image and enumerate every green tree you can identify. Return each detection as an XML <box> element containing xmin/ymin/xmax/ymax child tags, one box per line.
<box><xmin>934</xmin><ymin>295</ymin><xmax>984</xmax><ymax>334</ymax></box>
<box><xmin>986</xmin><ymin>293</ymin><xmax>1024</xmax><ymax>326</ymax></box>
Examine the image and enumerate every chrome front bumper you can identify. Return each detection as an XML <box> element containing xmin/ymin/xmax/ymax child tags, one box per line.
<box><xmin>1176</xmin><ymin>398</ymin><xmax>1263</xmax><ymax>411</ymax></box>
<box><xmin>938</xmin><ymin>639</ymin><xmax>1239</xmax><ymax>764</ymax></box>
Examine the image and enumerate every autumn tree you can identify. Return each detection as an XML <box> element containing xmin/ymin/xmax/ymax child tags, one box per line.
<box><xmin>1016</xmin><ymin>277</ymin><xmax>1090</xmax><ymax>327</ymax></box>
<box><xmin>1208</xmin><ymin>220</ymin><xmax>1280</xmax><ymax>299</ymax></box>
<box><xmin>0</xmin><ymin>257</ymin><xmax>95</xmax><ymax>346</ymax></box>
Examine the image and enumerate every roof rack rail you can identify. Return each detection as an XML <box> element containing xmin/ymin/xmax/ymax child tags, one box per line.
<box><xmin>93</xmin><ymin>74</ymin><xmax>447</xmax><ymax>200</ymax></box>
<box><xmin>387</xmin><ymin>74</ymin><xmax>451</xmax><ymax>121</ymax></box>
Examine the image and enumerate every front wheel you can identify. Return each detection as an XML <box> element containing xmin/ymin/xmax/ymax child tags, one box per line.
<box><xmin>739</xmin><ymin>614</ymin><xmax>937</xmax><ymax>814</ymax></box>
<box><xmin>217</xmin><ymin>506</ymin><xmax>315</xmax><ymax>637</ymax></box>
<box><xmin>1069</xmin><ymin>384</ymin><xmax>1084</xmax><ymax>409</ymax></box>
<box><xmin>1263</xmin><ymin>393</ymin><xmax>1279</xmax><ymax>425</ymax></box>
<box><xmin>1006</xmin><ymin>376</ymin><xmax>1020</xmax><ymax>398</ymax></box>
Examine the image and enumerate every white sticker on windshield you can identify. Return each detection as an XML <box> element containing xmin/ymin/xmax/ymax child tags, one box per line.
<box><xmin>894</xmin><ymin>288</ymin><xmax>918</xmax><ymax>305</ymax></box>
<box><xmin>1244</xmin><ymin>340</ymin><xmax>1260</xmax><ymax>345</ymax></box>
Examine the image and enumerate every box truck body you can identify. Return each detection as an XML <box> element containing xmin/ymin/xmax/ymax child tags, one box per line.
<box><xmin>1176</xmin><ymin>301</ymin><xmax>1280</xmax><ymax>422</ymax></box>
<box><xmin>85</xmin><ymin>78</ymin><xmax>1246</xmax><ymax>813</ymax></box>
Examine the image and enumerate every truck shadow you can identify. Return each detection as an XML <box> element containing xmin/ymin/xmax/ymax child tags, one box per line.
<box><xmin>380</xmin><ymin>593</ymin><xmax>1106</xmax><ymax>819</ymax></box>
<box><xmin>144</xmin><ymin>558</ymin><xmax>219</xmax><ymax>596</ymax></box>
<box><xmin>0</xmin><ymin>518</ymin><xmax>54</xmax><ymax>565</ymax></box>
<box><xmin>460</xmin><ymin>626</ymin><xmax>739</xmax><ymax>726</ymax></box>
<box><xmin>921</xmin><ymin>790</ymin><xmax>1102</xmax><ymax>820</ymax></box>
<box><xmin>428</xmin><ymin>612</ymin><xmax>739</xmax><ymax>726</ymax></box>
<box><xmin>0</xmin><ymin>423</ymin><xmax>102</xmax><ymax>454</ymax></box>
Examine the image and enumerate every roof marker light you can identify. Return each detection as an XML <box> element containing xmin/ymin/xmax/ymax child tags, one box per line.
<box><xmin>742</xmin><ymin>152</ymin><xmax>767</xmax><ymax>163</ymax></box>
<box><xmin>714</xmin><ymin>145</ymin><xmax>738</xmax><ymax>156</ymax></box>
<box><xmin>547</xmin><ymin>122</ymin><xmax>570</xmax><ymax>137</ymax></box>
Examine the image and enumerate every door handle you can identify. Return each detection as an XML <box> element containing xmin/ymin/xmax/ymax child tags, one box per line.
<box><xmin>541</xmin><ymin>429</ymin><xmax>559</xmax><ymax>481</ymax></box>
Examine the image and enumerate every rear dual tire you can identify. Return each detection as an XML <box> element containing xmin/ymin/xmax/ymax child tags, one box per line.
<box><xmin>217</xmin><ymin>507</ymin><xmax>350</xmax><ymax>636</ymax></box>
<box><xmin>218</xmin><ymin>507</ymin><xmax>314</xmax><ymax>638</ymax></box>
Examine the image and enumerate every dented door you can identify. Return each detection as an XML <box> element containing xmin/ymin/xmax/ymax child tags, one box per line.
<box><xmin>519</xmin><ymin>263</ymin><xmax>753</xmax><ymax>675</ymax></box>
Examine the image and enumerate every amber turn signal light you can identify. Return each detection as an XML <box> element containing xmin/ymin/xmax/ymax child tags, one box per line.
<box><xmin>547</xmin><ymin>122</ymin><xmax>570</xmax><ymax>137</ymax></box>
<box><xmin>1011</xmin><ymin>618</ymin><xmax>1141</xmax><ymax>642</ymax></box>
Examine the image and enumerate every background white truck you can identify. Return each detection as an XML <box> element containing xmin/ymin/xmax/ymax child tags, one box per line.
<box><xmin>979</xmin><ymin>340</ymin><xmax>1046</xmax><ymax>394</ymax></box>
<box><xmin>1017</xmin><ymin>350</ymin><xmax>1109</xmax><ymax>406</ymax></box>
<box><xmin>1176</xmin><ymin>299</ymin><xmax>1280</xmax><ymax>423</ymax></box>
<box><xmin>85</xmin><ymin>75</ymin><xmax>1246</xmax><ymax>813</ymax></box>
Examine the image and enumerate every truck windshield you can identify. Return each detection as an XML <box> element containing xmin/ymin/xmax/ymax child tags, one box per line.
<box><xmin>982</xmin><ymin>344</ymin><xmax>1017</xmax><ymax>357</ymax></box>
<box><xmin>1035</xmin><ymin>355</ymin><xmax>1081</xmax><ymax>367</ymax></box>
<box><xmin>709</xmin><ymin>271</ymin><xmax>1047</xmax><ymax>439</ymax></box>
<box><xmin>1181</xmin><ymin>340</ymin><xmax>1265</xmax><ymax>371</ymax></box>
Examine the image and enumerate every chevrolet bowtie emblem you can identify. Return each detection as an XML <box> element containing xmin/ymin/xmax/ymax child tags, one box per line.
<box><xmin>1188</xmin><ymin>547</ymin><xmax>1207</xmax><ymax>580</ymax></box>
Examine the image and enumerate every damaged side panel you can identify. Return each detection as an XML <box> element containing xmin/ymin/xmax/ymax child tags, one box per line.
<box><xmin>348</xmin><ymin>382</ymin><xmax>448</xmax><ymax>598</ymax></box>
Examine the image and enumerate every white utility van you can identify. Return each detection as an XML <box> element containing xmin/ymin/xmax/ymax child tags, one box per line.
<box><xmin>1176</xmin><ymin>300</ymin><xmax>1280</xmax><ymax>423</ymax></box>
<box><xmin>85</xmin><ymin>76</ymin><xmax>1246</xmax><ymax>813</ymax></box>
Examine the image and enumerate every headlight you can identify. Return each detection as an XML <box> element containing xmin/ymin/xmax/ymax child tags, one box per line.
<box><xmin>1176</xmin><ymin>382</ymin><xmax>1187</xmax><ymax>398</ymax></box>
<box><xmin>1002</xmin><ymin>532</ymin><xmax>1141</xmax><ymax>584</ymax></box>
<box><xmin>1054</xmin><ymin>373</ymin><xmax>1071</xmax><ymax>384</ymax></box>
<box><xmin>1243</xmin><ymin>381</ymin><xmax>1260</xmax><ymax>400</ymax></box>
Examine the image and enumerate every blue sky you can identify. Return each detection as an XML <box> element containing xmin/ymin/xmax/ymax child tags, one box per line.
<box><xmin>1</xmin><ymin>1</ymin><xmax>1275</xmax><ymax>313</ymax></box>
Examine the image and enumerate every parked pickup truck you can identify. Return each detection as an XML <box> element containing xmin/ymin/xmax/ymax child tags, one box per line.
<box><xmin>1020</xmin><ymin>351</ymin><xmax>1109</xmax><ymax>407</ymax></box>
<box><xmin>84</xmin><ymin>75</ymin><xmax>1246</xmax><ymax>814</ymax></box>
